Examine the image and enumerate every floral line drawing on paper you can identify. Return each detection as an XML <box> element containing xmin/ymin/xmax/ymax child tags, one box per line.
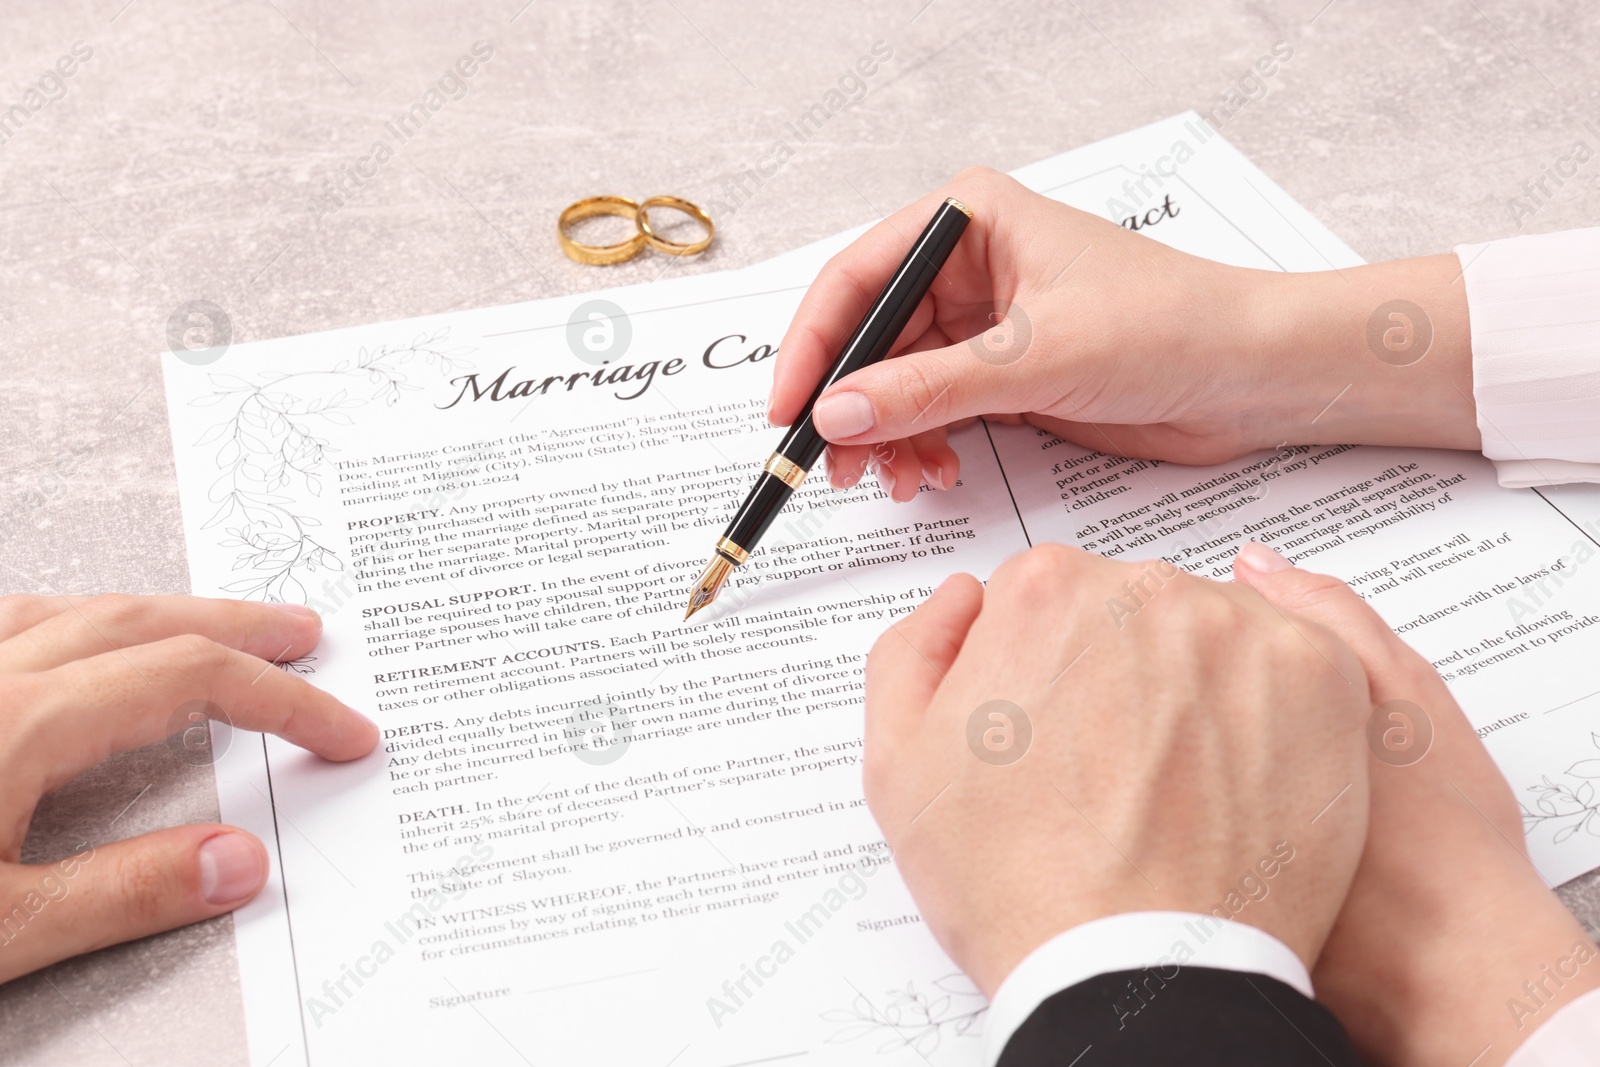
<box><xmin>1521</xmin><ymin>732</ymin><xmax>1600</xmax><ymax>845</ymax></box>
<box><xmin>822</xmin><ymin>974</ymin><xmax>986</xmax><ymax>1057</ymax></box>
<box><xmin>188</xmin><ymin>328</ymin><xmax>474</xmax><ymax>605</ymax></box>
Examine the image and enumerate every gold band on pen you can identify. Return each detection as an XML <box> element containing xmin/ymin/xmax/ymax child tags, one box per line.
<box><xmin>716</xmin><ymin>537</ymin><xmax>749</xmax><ymax>565</ymax></box>
<box><xmin>763</xmin><ymin>452</ymin><xmax>807</xmax><ymax>491</ymax></box>
<box><xmin>944</xmin><ymin>196</ymin><xmax>974</xmax><ymax>219</ymax></box>
<box><xmin>558</xmin><ymin>196</ymin><xmax>648</xmax><ymax>266</ymax></box>
<box><xmin>636</xmin><ymin>195</ymin><xmax>715</xmax><ymax>256</ymax></box>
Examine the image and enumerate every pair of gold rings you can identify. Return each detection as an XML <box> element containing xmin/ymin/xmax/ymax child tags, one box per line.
<box><xmin>558</xmin><ymin>195</ymin><xmax>714</xmax><ymax>266</ymax></box>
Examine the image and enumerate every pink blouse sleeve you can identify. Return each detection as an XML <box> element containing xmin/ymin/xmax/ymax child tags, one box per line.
<box><xmin>1457</xmin><ymin>227</ymin><xmax>1600</xmax><ymax>488</ymax></box>
<box><xmin>1505</xmin><ymin>986</ymin><xmax>1600</xmax><ymax>1067</ymax></box>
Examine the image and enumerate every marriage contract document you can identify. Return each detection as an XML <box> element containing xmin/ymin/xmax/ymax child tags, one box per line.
<box><xmin>161</xmin><ymin>115</ymin><xmax>1600</xmax><ymax>1067</ymax></box>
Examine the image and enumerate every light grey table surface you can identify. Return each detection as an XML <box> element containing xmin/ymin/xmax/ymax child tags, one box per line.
<box><xmin>2</xmin><ymin>1</ymin><xmax>1598</xmax><ymax>1063</ymax></box>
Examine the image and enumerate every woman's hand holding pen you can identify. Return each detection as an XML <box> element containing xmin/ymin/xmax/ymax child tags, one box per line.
<box><xmin>0</xmin><ymin>594</ymin><xmax>375</xmax><ymax>984</ymax></box>
<box><xmin>769</xmin><ymin>167</ymin><xmax>1481</xmax><ymax>499</ymax></box>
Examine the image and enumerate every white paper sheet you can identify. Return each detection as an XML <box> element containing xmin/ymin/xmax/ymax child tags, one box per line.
<box><xmin>160</xmin><ymin>114</ymin><xmax>1600</xmax><ymax>1067</ymax></box>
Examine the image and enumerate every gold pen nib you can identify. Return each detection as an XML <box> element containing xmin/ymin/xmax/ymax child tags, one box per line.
<box><xmin>684</xmin><ymin>554</ymin><xmax>736</xmax><ymax>620</ymax></box>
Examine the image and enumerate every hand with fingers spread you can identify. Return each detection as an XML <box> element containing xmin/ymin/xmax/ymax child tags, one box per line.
<box><xmin>862</xmin><ymin>543</ymin><xmax>1374</xmax><ymax>1063</ymax></box>
<box><xmin>0</xmin><ymin>594</ymin><xmax>377</xmax><ymax>984</ymax></box>
<box><xmin>770</xmin><ymin>167</ymin><xmax>1480</xmax><ymax>500</ymax></box>
<box><xmin>1233</xmin><ymin>543</ymin><xmax>1600</xmax><ymax>1067</ymax></box>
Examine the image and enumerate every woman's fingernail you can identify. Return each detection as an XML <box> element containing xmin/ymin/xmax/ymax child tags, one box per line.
<box><xmin>876</xmin><ymin>464</ymin><xmax>897</xmax><ymax>498</ymax></box>
<box><xmin>813</xmin><ymin>392</ymin><xmax>875</xmax><ymax>439</ymax></box>
<box><xmin>272</xmin><ymin>603</ymin><xmax>318</xmax><ymax>619</ymax></box>
<box><xmin>199</xmin><ymin>833</ymin><xmax>267</xmax><ymax>905</ymax></box>
<box><xmin>922</xmin><ymin>461</ymin><xmax>944</xmax><ymax>490</ymax></box>
<box><xmin>1237</xmin><ymin>541</ymin><xmax>1292</xmax><ymax>574</ymax></box>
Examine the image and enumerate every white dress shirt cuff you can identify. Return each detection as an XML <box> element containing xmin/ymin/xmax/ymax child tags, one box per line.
<box><xmin>980</xmin><ymin>911</ymin><xmax>1312</xmax><ymax>1066</ymax></box>
<box><xmin>1506</xmin><ymin>986</ymin><xmax>1600</xmax><ymax>1067</ymax></box>
<box><xmin>1457</xmin><ymin>228</ymin><xmax>1600</xmax><ymax>488</ymax></box>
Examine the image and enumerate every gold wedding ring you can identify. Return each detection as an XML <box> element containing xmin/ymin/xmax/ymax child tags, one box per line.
<box><xmin>558</xmin><ymin>196</ymin><xmax>648</xmax><ymax>266</ymax></box>
<box><xmin>636</xmin><ymin>195</ymin><xmax>715</xmax><ymax>256</ymax></box>
<box><xmin>558</xmin><ymin>194</ymin><xmax>715</xmax><ymax>265</ymax></box>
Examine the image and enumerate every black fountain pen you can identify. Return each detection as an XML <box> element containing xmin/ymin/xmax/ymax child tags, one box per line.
<box><xmin>684</xmin><ymin>196</ymin><xmax>974</xmax><ymax>619</ymax></box>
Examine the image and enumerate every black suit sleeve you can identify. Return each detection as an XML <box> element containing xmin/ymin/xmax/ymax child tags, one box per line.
<box><xmin>997</xmin><ymin>967</ymin><xmax>1367</xmax><ymax>1067</ymax></box>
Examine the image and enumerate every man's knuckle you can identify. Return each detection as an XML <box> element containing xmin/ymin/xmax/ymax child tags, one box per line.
<box><xmin>0</xmin><ymin>676</ymin><xmax>49</xmax><ymax>748</ymax></box>
<box><xmin>1027</xmin><ymin>542</ymin><xmax>1082</xmax><ymax>572</ymax></box>
<box><xmin>1174</xmin><ymin>574</ymin><xmax>1230</xmax><ymax>613</ymax></box>
<box><xmin>161</xmin><ymin>633</ymin><xmax>230</xmax><ymax>677</ymax></box>
<box><xmin>992</xmin><ymin>544</ymin><xmax>1080</xmax><ymax>599</ymax></box>
<box><xmin>83</xmin><ymin>593</ymin><xmax>146</xmax><ymax>632</ymax></box>
<box><xmin>0</xmin><ymin>594</ymin><xmax>43</xmax><ymax>633</ymax></box>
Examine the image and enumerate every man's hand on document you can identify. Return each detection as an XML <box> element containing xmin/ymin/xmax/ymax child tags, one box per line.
<box><xmin>769</xmin><ymin>166</ymin><xmax>1479</xmax><ymax>501</ymax></box>
<box><xmin>860</xmin><ymin>542</ymin><xmax>1372</xmax><ymax>998</ymax></box>
<box><xmin>0</xmin><ymin>594</ymin><xmax>376</xmax><ymax>984</ymax></box>
<box><xmin>862</xmin><ymin>540</ymin><xmax>1600</xmax><ymax>1067</ymax></box>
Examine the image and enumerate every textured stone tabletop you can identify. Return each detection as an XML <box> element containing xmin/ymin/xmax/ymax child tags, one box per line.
<box><xmin>2</xmin><ymin>1</ymin><xmax>1598</xmax><ymax>1063</ymax></box>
